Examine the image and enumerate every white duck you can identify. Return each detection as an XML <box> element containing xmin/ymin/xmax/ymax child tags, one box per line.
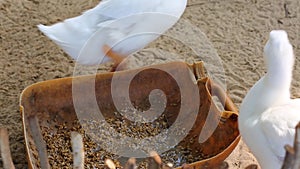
<box><xmin>38</xmin><ymin>0</ymin><xmax>187</xmax><ymax>68</ymax></box>
<box><xmin>239</xmin><ymin>30</ymin><xmax>300</xmax><ymax>169</ymax></box>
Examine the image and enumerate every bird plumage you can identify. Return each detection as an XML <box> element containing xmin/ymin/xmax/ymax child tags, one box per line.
<box><xmin>38</xmin><ymin>0</ymin><xmax>187</xmax><ymax>65</ymax></box>
<box><xmin>239</xmin><ymin>30</ymin><xmax>300</xmax><ymax>169</ymax></box>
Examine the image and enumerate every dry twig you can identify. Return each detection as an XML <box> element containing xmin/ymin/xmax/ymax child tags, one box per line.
<box><xmin>71</xmin><ymin>131</ymin><xmax>84</xmax><ymax>169</ymax></box>
<box><xmin>105</xmin><ymin>159</ymin><xmax>116</xmax><ymax>169</ymax></box>
<box><xmin>124</xmin><ymin>158</ymin><xmax>137</xmax><ymax>169</ymax></box>
<box><xmin>282</xmin><ymin>122</ymin><xmax>300</xmax><ymax>169</ymax></box>
<box><xmin>0</xmin><ymin>128</ymin><xmax>15</xmax><ymax>169</ymax></box>
<box><xmin>245</xmin><ymin>164</ymin><xmax>258</xmax><ymax>169</ymax></box>
<box><xmin>149</xmin><ymin>151</ymin><xmax>174</xmax><ymax>169</ymax></box>
<box><xmin>148</xmin><ymin>151</ymin><xmax>162</xmax><ymax>169</ymax></box>
<box><xmin>28</xmin><ymin>116</ymin><xmax>50</xmax><ymax>169</ymax></box>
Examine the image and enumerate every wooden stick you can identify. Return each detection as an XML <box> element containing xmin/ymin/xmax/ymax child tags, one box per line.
<box><xmin>148</xmin><ymin>151</ymin><xmax>174</xmax><ymax>169</ymax></box>
<box><xmin>0</xmin><ymin>128</ymin><xmax>15</xmax><ymax>169</ymax></box>
<box><xmin>105</xmin><ymin>159</ymin><xmax>116</xmax><ymax>169</ymax></box>
<box><xmin>148</xmin><ymin>151</ymin><xmax>162</xmax><ymax>169</ymax></box>
<box><xmin>71</xmin><ymin>132</ymin><xmax>84</xmax><ymax>169</ymax></box>
<box><xmin>245</xmin><ymin>164</ymin><xmax>258</xmax><ymax>169</ymax></box>
<box><xmin>28</xmin><ymin>116</ymin><xmax>50</xmax><ymax>169</ymax></box>
<box><xmin>182</xmin><ymin>164</ymin><xmax>192</xmax><ymax>169</ymax></box>
<box><xmin>292</xmin><ymin>123</ymin><xmax>300</xmax><ymax>169</ymax></box>
<box><xmin>282</xmin><ymin>145</ymin><xmax>295</xmax><ymax>169</ymax></box>
<box><xmin>282</xmin><ymin>122</ymin><xmax>300</xmax><ymax>169</ymax></box>
<box><xmin>124</xmin><ymin>158</ymin><xmax>136</xmax><ymax>169</ymax></box>
<box><xmin>149</xmin><ymin>151</ymin><xmax>162</xmax><ymax>165</ymax></box>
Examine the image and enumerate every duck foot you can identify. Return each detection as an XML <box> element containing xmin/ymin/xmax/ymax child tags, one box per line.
<box><xmin>102</xmin><ymin>44</ymin><xmax>126</xmax><ymax>72</ymax></box>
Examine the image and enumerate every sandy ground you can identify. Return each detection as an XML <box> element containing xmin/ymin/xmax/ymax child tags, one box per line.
<box><xmin>1</xmin><ymin>0</ymin><xmax>300</xmax><ymax>168</ymax></box>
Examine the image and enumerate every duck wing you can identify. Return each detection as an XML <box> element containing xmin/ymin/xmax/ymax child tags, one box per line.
<box><xmin>38</xmin><ymin>0</ymin><xmax>187</xmax><ymax>65</ymax></box>
<box><xmin>260</xmin><ymin>99</ymin><xmax>300</xmax><ymax>160</ymax></box>
<box><xmin>78</xmin><ymin>12</ymin><xmax>180</xmax><ymax>65</ymax></box>
<box><xmin>90</xmin><ymin>0</ymin><xmax>186</xmax><ymax>18</ymax></box>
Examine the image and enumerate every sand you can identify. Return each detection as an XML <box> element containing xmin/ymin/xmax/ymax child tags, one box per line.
<box><xmin>0</xmin><ymin>0</ymin><xmax>300</xmax><ymax>168</ymax></box>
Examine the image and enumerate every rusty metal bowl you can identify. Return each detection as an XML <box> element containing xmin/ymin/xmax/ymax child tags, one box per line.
<box><xmin>20</xmin><ymin>61</ymin><xmax>240</xmax><ymax>169</ymax></box>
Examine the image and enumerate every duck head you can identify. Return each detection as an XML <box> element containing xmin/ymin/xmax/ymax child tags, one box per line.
<box><xmin>263</xmin><ymin>30</ymin><xmax>294</xmax><ymax>73</ymax></box>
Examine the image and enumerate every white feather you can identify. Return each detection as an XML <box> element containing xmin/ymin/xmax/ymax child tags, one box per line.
<box><xmin>38</xmin><ymin>0</ymin><xmax>187</xmax><ymax>65</ymax></box>
<box><xmin>239</xmin><ymin>30</ymin><xmax>300</xmax><ymax>169</ymax></box>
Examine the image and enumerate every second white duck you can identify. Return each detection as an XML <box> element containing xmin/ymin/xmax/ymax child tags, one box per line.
<box><xmin>38</xmin><ymin>0</ymin><xmax>187</xmax><ymax>68</ymax></box>
<box><xmin>239</xmin><ymin>30</ymin><xmax>300</xmax><ymax>169</ymax></box>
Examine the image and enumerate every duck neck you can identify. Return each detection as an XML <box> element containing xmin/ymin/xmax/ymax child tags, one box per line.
<box><xmin>265</xmin><ymin>60</ymin><xmax>292</xmax><ymax>98</ymax></box>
